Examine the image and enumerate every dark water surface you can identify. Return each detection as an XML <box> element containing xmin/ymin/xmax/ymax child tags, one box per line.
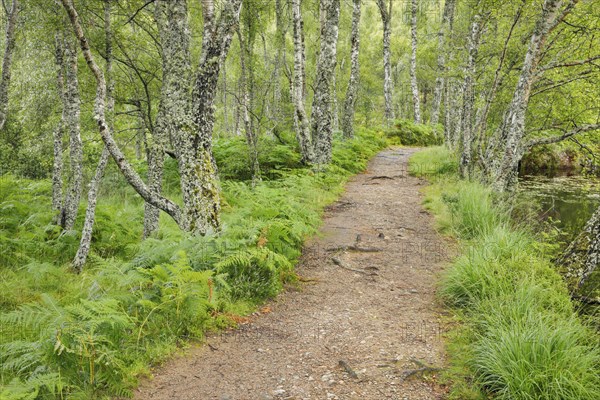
<box><xmin>519</xmin><ymin>174</ymin><xmax>600</xmax><ymax>242</ymax></box>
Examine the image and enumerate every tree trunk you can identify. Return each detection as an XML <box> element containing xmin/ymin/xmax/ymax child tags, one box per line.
<box><xmin>578</xmin><ymin>206</ymin><xmax>600</xmax><ymax>289</ymax></box>
<box><xmin>0</xmin><ymin>0</ymin><xmax>19</xmax><ymax>131</ymax></box>
<box><xmin>291</xmin><ymin>0</ymin><xmax>313</xmax><ymax>163</ymax></box>
<box><xmin>143</xmin><ymin>0</ymin><xmax>190</xmax><ymax>238</ymax></box>
<box><xmin>52</xmin><ymin>33</ymin><xmax>65</xmax><ymax>221</ymax></box>
<box><xmin>73</xmin><ymin>148</ymin><xmax>109</xmax><ymax>272</ymax></box>
<box><xmin>311</xmin><ymin>0</ymin><xmax>341</xmax><ymax>165</ymax></box>
<box><xmin>377</xmin><ymin>0</ymin><xmax>394</xmax><ymax>124</ymax></box>
<box><xmin>430</xmin><ymin>0</ymin><xmax>456</xmax><ymax>126</ymax></box>
<box><xmin>490</xmin><ymin>0</ymin><xmax>567</xmax><ymax>191</ymax></box>
<box><xmin>409</xmin><ymin>0</ymin><xmax>421</xmax><ymax>123</ymax></box>
<box><xmin>183</xmin><ymin>0</ymin><xmax>242</xmax><ymax>235</ymax></box>
<box><xmin>73</xmin><ymin>0</ymin><xmax>114</xmax><ymax>272</ymax></box>
<box><xmin>60</xmin><ymin>36</ymin><xmax>84</xmax><ymax>231</ymax></box>
<box><xmin>60</xmin><ymin>0</ymin><xmax>184</xmax><ymax>228</ymax></box>
<box><xmin>341</xmin><ymin>0</ymin><xmax>361</xmax><ymax>139</ymax></box>
<box><xmin>459</xmin><ymin>14</ymin><xmax>483</xmax><ymax>178</ymax></box>
<box><xmin>237</xmin><ymin>27</ymin><xmax>261</xmax><ymax>185</ymax></box>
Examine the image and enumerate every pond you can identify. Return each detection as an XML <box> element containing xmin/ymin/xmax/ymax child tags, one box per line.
<box><xmin>519</xmin><ymin>174</ymin><xmax>600</xmax><ymax>243</ymax></box>
<box><xmin>519</xmin><ymin>174</ymin><xmax>600</xmax><ymax>325</ymax></box>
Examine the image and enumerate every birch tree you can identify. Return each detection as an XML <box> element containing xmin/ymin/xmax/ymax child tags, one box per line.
<box><xmin>0</xmin><ymin>0</ymin><xmax>19</xmax><ymax>131</ymax></box>
<box><xmin>376</xmin><ymin>0</ymin><xmax>394</xmax><ymax>124</ymax></box>
<box><xmin>60</xmin><ymin>0</ymin><xmax>184</xmax><ymax>228</ymax></box>
<box><xmin>143</xmin><ymin>0</ymin><xmax>190</xmax><ymax>237</ymax></box>
<box><xmin>311</xmin><ymin>0</ymin><xmax>341</xmax><ymax>165</ymax></box>
<box><xmin>291</xmin><ymin>0</ymin><xmax>313</xmax><ymax>163</ymax></box>
<box><xmin>458</xmin><ymin>13</ymin><xmax>485</xmax><ymax>178</ymax></box>
<box><xmin>59</xmin><ymin>35</ymin><xmax>83</xmax><ymax>231</ymax></box>
<box><xmin>488</xmin><ymin>0</ymin><xmax>578</xmax><ymax>191</ymax></box>
<box><xmin>73</xmin><ymin>0</ymin><xmax>114</xmax><ymax>272</ymax></box>
<box><xmin>409</xmin><ymin>0</ymin><xmax>421</xmax><ymax>123</ymax></box>
<box><xmin>237</xmin><ymin>22</ymin><xmax>261</xmax><ymax>185</ymax></box>
<box><xmin>430</xmin><ymin>0</ymin><xmax>456</xmax><ymax>126</ymax></box>
<box><xmin>51</xmin><ymin>33</ymin><xmax>65</xmax><ymax>221</ymax></box>
<box><xmin>341</xmin><ymin>0</ymin><xmax>361</xmax><ymax>138</ymax></box>
<box><xmin>185</xmin><ymin>0</ymin><xmax>242</xmax><ymax>234</ymax></box>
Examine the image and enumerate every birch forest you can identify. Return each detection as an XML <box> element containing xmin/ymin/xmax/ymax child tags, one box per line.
<box><xmin>0</xmin><ymin>0</ymin><xmax>599</xmax><ymax>398</ymax></box>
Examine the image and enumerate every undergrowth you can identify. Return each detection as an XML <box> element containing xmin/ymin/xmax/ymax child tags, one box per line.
<box><xmin>0</xmin><ymin>128</ymin><xmax>388</xmax><ymax>399</ymax></box>
<box><xmin>410</xmin><ymin>146</ymin><xmax>600</xmax><ymax>400</ymax></box>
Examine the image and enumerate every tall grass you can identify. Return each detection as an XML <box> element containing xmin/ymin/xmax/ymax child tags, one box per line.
<box><xmin>0</xmin><ymin>128</ymin><xmax>388</xmax><ymax>398</ymax></box>
<box><xmin>410</xmin><ymin>146</ymin><xmax>600</xmax><ymax>400</ymax></box>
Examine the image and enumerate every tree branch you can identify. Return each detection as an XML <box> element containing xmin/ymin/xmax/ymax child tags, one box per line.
<box><xmin>524</xmin><ymin>123</ymin><xmax>600</xmax><ymax>150</ymax></box>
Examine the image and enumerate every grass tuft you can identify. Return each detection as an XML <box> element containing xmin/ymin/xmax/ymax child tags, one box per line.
<box><xmin>410</xmin><ymin>146</ymin><xmax>600</xmax><ymax>400</ymax></box>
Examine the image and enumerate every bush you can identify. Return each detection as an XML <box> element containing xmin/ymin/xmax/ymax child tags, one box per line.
<box><xmin>386</xmin><ymin>119</ymin><xmax>443</xmax><ymax>146</ymax></box>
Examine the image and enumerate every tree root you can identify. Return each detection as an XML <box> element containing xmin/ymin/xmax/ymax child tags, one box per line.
<box><xmin>338</xmin><ymin>360</ymin><xmax>359</xmax><ymax>379</ymax></box>
<box><xmin>331</xmin><ymin>256</ymin><xmax>376</xmax><ymax>276</ymax></box>
<box><xmin>326</xmin><ymin>245</ymin><xmax>382</xmax><ymax>253</ymax></box>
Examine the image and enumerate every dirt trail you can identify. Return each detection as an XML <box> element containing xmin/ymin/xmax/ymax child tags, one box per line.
<box><xmin>134</xmin><ymin>148</ymin><xmax>450</xmax><ymax>400</ymax></box>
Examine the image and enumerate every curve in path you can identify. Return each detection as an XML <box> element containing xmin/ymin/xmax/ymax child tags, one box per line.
<box><xmin>134</xmin><ymin>148</ymin><xmax>449</xmax><ymax>400</ymax></box>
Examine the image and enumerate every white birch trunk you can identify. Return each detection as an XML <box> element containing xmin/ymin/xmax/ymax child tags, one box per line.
<box><xmin>377</xmin><ymin>0</ymin><xmax>394</xmax><ymax>124</ymax></box>
<box><xmin>291</xmin><ymin>0</ymin><xmax>313</xmax><ymax>163</ymax></box>
<box><xmin>409</xmin><ymin>0</ymin><xmax>421</xmax><ymax>123</ymax></box>
<box><xmin>237</xmin><ymin>27</ymin><xmax>261</xmax><ymax>185</ymax></box>
<box><xmin>60</xmin><ymin>36</ymin><xmax>83</xmax><ymax>231</ymax></box>
<box><xmin>51</xmin><ymin>33</ymin><xmax>65</xmax><ymax>220</ymax></box>
<box><xmin>341</xmin><ymin>0</ymin><xmax>361</xmax><ymax>138</ymax></box>
<box><xmin>73</xmin><ymin>0</ymin><xmax>114</xmax><ymax>272</ymax></box>
<box><xmin>430</xmin><ymin>0</ymin><xmax>456</xmax><ymax>126</ymax></box>
<box><xmin>311</xmin><ymin>0</ymin><xmax>341</xmax><ymax>165</ymax></box>
<box><xmin>491</xmin><ymin>0</ymin><xmax>567</xmax><ymax>191</ymax></box>
<box><xmin>60</xmin><ymin>0</ymin><xmax>184</xmax><ymax>228</ymax></box>
<box><xmin>0</xmin><ymin>0</ymin><xmax>19</xmax><ymax>131</ymax></box>
<box><xmin>459</xmin><ymin>14</ymin><xmax>483</xmax><ymax>178</ymax></box>
<box><xmin>184</xmin><ymin>0</ymin><xmax>242</xmax><ymax>234</ymax></box>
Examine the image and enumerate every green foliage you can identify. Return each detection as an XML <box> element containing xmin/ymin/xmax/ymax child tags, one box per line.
<box><xmin>216</xmin><ymin>248</ymin><xmax>293</xmax><ymax>301</ymax></box>
<box><xmin>386</xmin><ymin>119</ymin><xmax>443</xmax><ymax>146</ymax></box>
<box><xmin>0</xmin><ymin>129</ymin><xmax>388</xmax><ymax>398</ymax></box>
<box><xmin>214</xmin><ymin>134</ymin><xmax>302</xmax><ymax>182</ymax></box>
<box><xmin>408</xmin><ymin>145</ymin><xmax>457</xmax><ymax>177</ymax></box>
<box><xmin>410</xmin><ymin>148</ymin><xmax>600</xmax><ymax>400</ymax></box>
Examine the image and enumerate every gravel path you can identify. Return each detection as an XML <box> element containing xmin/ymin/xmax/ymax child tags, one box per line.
<box><xmin>134</xmin><ymin>148</ymin><xmax>450</xmax><ymax>400</ymax></box>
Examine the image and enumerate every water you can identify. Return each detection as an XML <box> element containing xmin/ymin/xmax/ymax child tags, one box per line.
<box><xmin>519</xmin><ymin>174</ymin><xmax>600</xmax><ymax>326</ymax></box>
<box><xmin>519</xmin><ymin>174</ymin><xmax>600</xmax><ymax>242</ymax></box>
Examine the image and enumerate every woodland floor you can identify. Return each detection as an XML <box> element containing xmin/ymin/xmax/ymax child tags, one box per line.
<box><xmin>133</xmin><ymin>148</ymin><xmax>451</xmax><ymax>400</ymax></box>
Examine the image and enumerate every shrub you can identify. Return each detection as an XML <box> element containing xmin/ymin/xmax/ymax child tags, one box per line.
<box><xmin>386</xmin><ymin>119</ymin><xmax>443</xmax><ymax>146</ymax></box>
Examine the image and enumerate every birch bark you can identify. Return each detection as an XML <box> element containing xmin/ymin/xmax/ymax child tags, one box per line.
<box><xmin>311</xmin><ymin>0</ymin><xmax>341</xmax><ymax>165</ymax></box>
<box><xmin>73</xmin><ymin>0</ymin><xmax>114</xmax><ymax>272</ymax></box>
<box><xmin>459</xmin><ymin>14</ymin><xmax>483</xmax><ymax>178</ymax></box>
<box><xmin>578</xmin><ymin>206</ymin><xmax>600</xmax><ymax>288</ymax></box>
<box><xmin>60</xmin><ymin>0</ymin><xmax>184</xmax><ymax>228</ymax></box>
<box><xmin>291</xmin><ymin>0</ymin><xmax>313</xmax><ymax>163</ymax></box>
<box><xmin>237</xmin><ymin>26</ymin><xmax>261</xmax><ymax>185</ymax></box>
<box><xmin>184</xmin><ymin>0</ymin><xmax>242</xmax><ymax>234</ymax></box>
<box><xmin>377</xmin><ymin>0</ymin><xmax>394</xmax><ymax>124</ymax></box>
<box><xmin>490</xmin><ymin>0</ymin><xmax>571</xmax><ymax>191</ymax></box>
<box><xmin>409</xmin><ymin>0</ymin><xmax>421</xmax><ymax>123</ymax></box>
<box><xmin>341</xmin><ymin>0</ymin><xmax>361</xmax><ymax>139</ymax></box>
<box><xmin>51</xmin><ymin>33</ymin><xmax>65</xmax><ymax>220</ymax></box>
<box><xmin>430</xmin><ymin>0</ymin><xmax>456</xmax><ymax>126</ymax></box>
<box><xmin>0</xmin><ymin>0</ymin><xmax>19</xmax><ymax>131</ymax></box>
<box><xmin>60</xmin><ymin>36</ymin><xmax>83</xmax><ymax>231</ymax></box>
